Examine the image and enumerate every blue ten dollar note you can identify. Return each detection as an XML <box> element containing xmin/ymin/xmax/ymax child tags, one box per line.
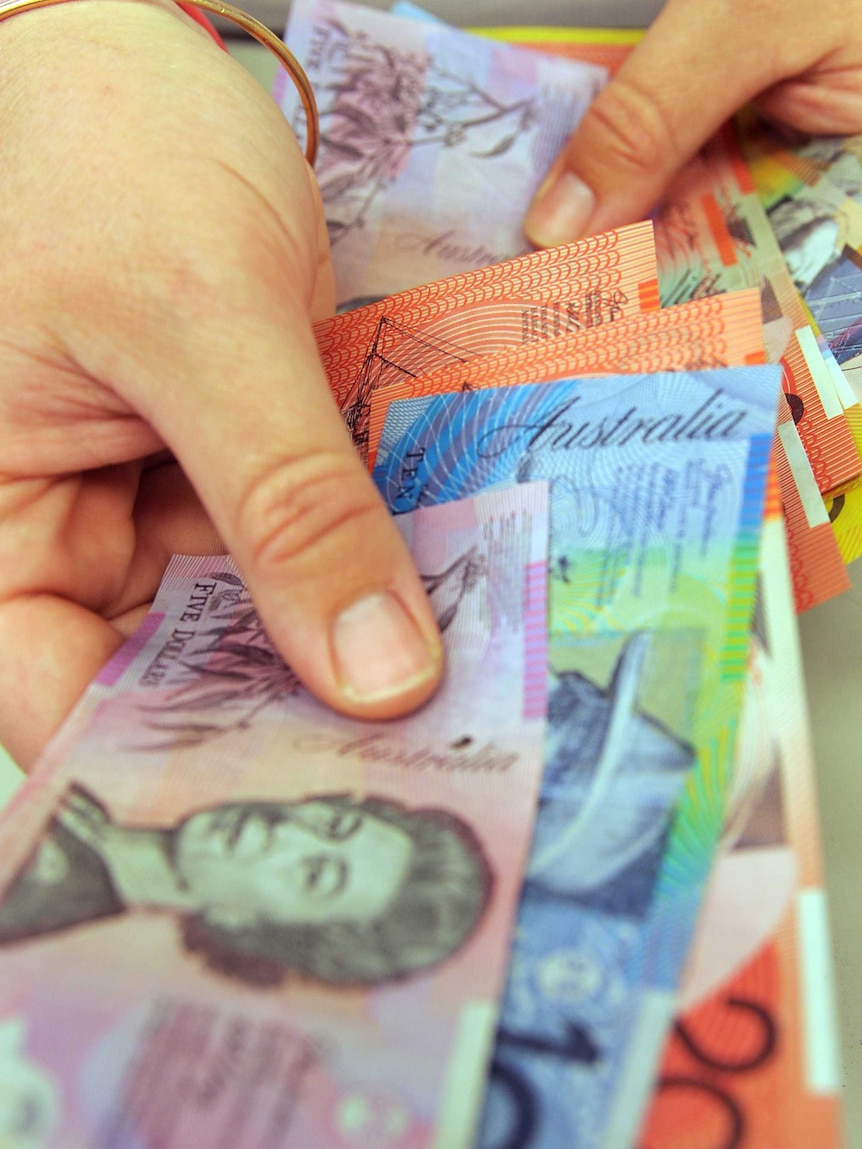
<box><xmin>372</xmin><ymin>366</ymin><xmax>781</xmax><ymax>1149</ymax></box>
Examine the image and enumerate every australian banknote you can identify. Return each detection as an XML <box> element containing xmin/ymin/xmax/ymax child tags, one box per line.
<box><xmin>330</xmin><ymin>16</ymin><xmax>847</xmax><ymax>1145</ymax></box>
<box><xmin>642</xmin><ymin>495</ymin><xmax>844</xmax><ymax>1148</ymax></box>
<box><xmin>278</xmin><ymin>0</ymin><xmax>607</xmax><ymax>307</ymax></box>
<box><xmin>733</xmin><ymin>110</ymin><xmax>862</xmax><ymax>431</ymax></box>
<box><xmin>320</xmin><ymin>8</ymin><xmax>849</xmax><ymax>613</ymax></box>
<box><xmin>382</xmin><ymin>12</ymin><xmax>854</xmax><ymax>614</ymax></box>
<box><xmin>493</xmin><ymin>24</ymin><xmax>859</xmax><ymax>498</ymax></box>
<box><xmin>738</xmin><ymin>112</ymin><xmax>862</xmax><ymax>362</ymax></box>
<box><xmin>731</xmin><ymin>111</ymin><xmax>862</xmax><ymax>569</ymax></box>
<box><xmin>372</xmin><ymin>365</ymin><xmax>780</xmax><ymax>1149</ymax></box>
<box><xmin>363</xmin><ymin>287</ymin><xmax>766</xmax><ymax>465</ymax></box>
<box><xmin>313</xmin><ymin>220</ymin><xmax>659</xmax><ymax>456</ymax></box>
<box><xmin>339</xmin><ymin>229</ymin><xmax>842</xmax><ymax>615</ymax></box>
<box><xmin>732</xmin><ymin>121</ymin><xmax>862</xmax><ymax>396</ymax></box>
<box><xmin>0</xmin><ymin>486</ymin><xmax>550</xmax><ymax>1149</ymax></box>
<box><xmin>651</xmin><ymin>128</ymin><xmax>854</xmax><ymax>609</ymax></box>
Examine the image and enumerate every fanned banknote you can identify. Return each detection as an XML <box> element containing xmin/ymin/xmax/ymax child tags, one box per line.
<box><xmin>364</xmin><ymin>288</ymin><xmax>766</xmax><ymax>465</ymax></box>
<box><xmin>642</xmin><ymin>497</ymin><xmax>844</xmax><ymax>1148</ymax></box>
<box><xmin>356</xmin><ymin>13</ymin><xmax>850</xmax><ymax>615</ymax></box>
<box><xmin>394</xmin><ymin>14</ymin><xmax>855</xmax><ymax>526</ymax></box>
<box><xmin>727</xmin><ymin>114</ymin><xmax>862</xmax><ymax>482</ymax></box>
<box><xmin>277</xmin><ymin>0</ymin><xmax>607</xmax><ymax>307</ymax></box>
<box><xmin>649</xmin><ymin>129</ymin><xmax>854</xmax><ymax>610</ymax></box>
<box><xmin>737</xmin><ymin>112</ymin><xmax>862</xmax><ymax>357</ymax></box>
<box><xmin>734</xmin><ymin>113</ymin><xmax>862</xmax><ymax>568</ymax></box>
<box><xmin>372</xmin><ymin>366</ymin><xmax>779</xmax><ymax>1149</ymax></box>
<box><xmin>0</xmin><ymin>486</ymin><xmax>550</xmax><ymax>1149</ymax></box>
<box><xmin>776</xmin><ymin>124</ymin><xmax>862</xmax><ymax>383</ymax></box>
<box><xmin>474</xmin><ymin>26</ymin><xmax>854</xmax><ymax>614</ymax></box>
<box><xmin>482</xmin><ymin>25</ymin><xmax>859</xmax><ymax>497</ymax></box>
<box><xmin>354</xmin><ymin>260</ymin><xmax>841</xmax><ymax>616</ymax></box>
<box><xmin>313</xmin><ymin>220</ymin><xmax>658</xmax><ymax>455</ymax></box>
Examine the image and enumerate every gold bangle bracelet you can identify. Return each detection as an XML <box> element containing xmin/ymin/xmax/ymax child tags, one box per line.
<box><xmin>0</xmin><ymin>0</ymin><xmax>320</xmax><ymax>166</ymax></box>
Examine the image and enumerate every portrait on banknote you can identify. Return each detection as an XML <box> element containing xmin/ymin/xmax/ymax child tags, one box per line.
<box><xmin>528</xmin><ymin>634</ymin><xmax>695</xmax><ymax>916</ymax></box>
<box><xmin>766</xmin><ymin>192</ymin><xmax>862</xmax><ymax>366</ymax></box>
<box><xmin>766</xmin><ymin>195</ymin><xmax>844</xmax><ymax>294</ymax></box>
<box><xmin>0</xmin><ymin>786</ymin><xmax>493</xmax><ymax>987</ymax></box>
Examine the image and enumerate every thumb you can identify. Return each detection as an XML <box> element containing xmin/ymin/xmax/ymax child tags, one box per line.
<box><xmin>148</xmin><ymin>308</ymin><xmax>444</xmax><ymax>722</ymax></box>
<box><xmin>524</xmin><ymin>0</ymin><xmax>776</xmax><ymax>246</ymax></box>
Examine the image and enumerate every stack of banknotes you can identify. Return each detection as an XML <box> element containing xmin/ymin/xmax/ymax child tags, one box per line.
<box><xmin>0</xmin><ymin>2</ymin><xmax>853</xmax><ymax>1147</ymax></box>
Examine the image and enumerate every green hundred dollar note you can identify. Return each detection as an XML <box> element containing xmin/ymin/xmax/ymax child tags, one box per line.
<box><xmin>0</xmin><ymin>485</ymin><xmax>549</xmax><ymax>1149</ymax></box>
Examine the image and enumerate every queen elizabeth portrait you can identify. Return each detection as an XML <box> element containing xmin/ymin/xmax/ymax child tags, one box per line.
<box><xmin>0</xmin><ymin>786</ymin><xmax>493</xmax><ymax>989</ymax></box>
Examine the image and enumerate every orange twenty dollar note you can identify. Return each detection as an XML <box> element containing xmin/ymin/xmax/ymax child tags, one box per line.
<box><xmin>365</xmin><ymin>289</ymin><xmax>767</xmax><ymax>467</ymax></box>
<box><xmin>315</xmin><ymin>220</ymin><xmax>659</xmax><ymax>456</ymax></box>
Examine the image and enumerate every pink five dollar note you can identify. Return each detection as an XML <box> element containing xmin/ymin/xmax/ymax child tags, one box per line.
<box><xmin>279</xmin><ymin>0</ymin><xmax>609</xmax><ymax>308</ymax></box>
<box><xmin>0</xmin><ymin>485</ymin><xmax>549</xmax><ymax>1149</ymax></box>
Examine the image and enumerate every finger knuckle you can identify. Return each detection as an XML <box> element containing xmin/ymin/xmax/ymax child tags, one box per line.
<box><xmin>239</xmin><ymin>452</ymin><xmax>380</xmax><ymax>577</ymax></box>
<box><xmin>585</xmin><ymin>77</ymin><xmax>680</xmax><ymax>178</ymax></box>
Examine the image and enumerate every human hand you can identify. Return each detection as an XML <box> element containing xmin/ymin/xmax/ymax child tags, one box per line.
<box><xmin>0</xmin><ymin>0</ymin><xmax>442</xmax><ymax>770</ymax></box>
<box><xmin>524</xmin><ymin>0</ymin><xmax>862</xmax><ymax>246</ymax></box>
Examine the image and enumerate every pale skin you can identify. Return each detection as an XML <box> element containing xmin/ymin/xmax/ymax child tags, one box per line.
<box><xmin>525</xmin><ymin>0</ymin><xmax>862</xmax><ymax>245</ymax></box>
<box><xmin>0</xmin><ymin>0</ymin><xmax>444</xmax><ymax>770</ymax></box>
<box><xmin>2</xmin><ymin>0</ymin><xmax>862</xmax><ymax>771</ymax></box>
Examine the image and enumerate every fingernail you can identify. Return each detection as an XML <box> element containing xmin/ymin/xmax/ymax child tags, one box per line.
<box><xmin>525</xmin><ymin>171</ymin><xmax>596</xmax><ymax>247</ymax></box>
<box><xmin>333</xmin><ymin>591</ymin><xmax>440</xmax><ymax>703</ymax></box>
